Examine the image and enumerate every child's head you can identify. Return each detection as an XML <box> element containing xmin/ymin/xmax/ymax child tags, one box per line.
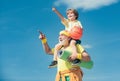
<box><xmin>66</xmin><ymin>9</ymin><xmax>79</xmax><ymax>20</ymax></box>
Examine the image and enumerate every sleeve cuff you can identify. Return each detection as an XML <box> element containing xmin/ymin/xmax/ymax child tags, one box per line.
<box><xmin>77</xmin><ymin>53</ymin><xmax>82</xmax><ymax>60</ymax></box>
<box><xmin>41</xmin><ymin>38</ymin><xmax>47</xmax><ymax>44</ymax></box>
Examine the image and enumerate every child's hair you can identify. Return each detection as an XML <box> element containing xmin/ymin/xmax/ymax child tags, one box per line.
<box><xmin>66</xmin><ymin>9</ymin><xmax>79</xmax><ymax>19</ymax></box>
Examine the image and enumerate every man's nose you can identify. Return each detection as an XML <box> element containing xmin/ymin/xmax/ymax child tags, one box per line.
<box><xmin>59</xmin><ymin>36</ymin><xmax>62</xmax><ymax>40</ymax></box>
<box><xmin>59</xmin><ymin>35</ymin><xmax>61</xmax><ymax>39</ymax></box>
<box><xmin>59</xmin><ymin>37</ymin><xmax>61</xmax><ymax>40</ymax></box>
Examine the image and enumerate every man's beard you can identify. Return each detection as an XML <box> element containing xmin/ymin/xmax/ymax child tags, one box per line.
<box><xmin>59</xmin><ymin>38</ymin><xmax>68</xmax><ymax>46</ymax></box>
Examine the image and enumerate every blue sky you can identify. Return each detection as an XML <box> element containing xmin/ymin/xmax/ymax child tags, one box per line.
<box><xmin>0</xmin><ymin>0</ymin><xmax>120</xmax><ymax>81</ymax></box>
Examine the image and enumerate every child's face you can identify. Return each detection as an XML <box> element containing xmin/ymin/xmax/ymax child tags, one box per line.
<box><xmin>67</xmin><ymin>11</ymin><xmax>76</xmax><ymax>21</ymax></box>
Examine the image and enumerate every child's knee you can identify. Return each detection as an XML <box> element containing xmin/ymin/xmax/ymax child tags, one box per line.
<box><xmin>70</xmin><ymin>40</ymin><xmax>76</xmax><ymax>45</ymax></box>
<box><xmin>55</xmin><ymin>43</ymin><xmax>62</xmax><ymax>50</ymax></box>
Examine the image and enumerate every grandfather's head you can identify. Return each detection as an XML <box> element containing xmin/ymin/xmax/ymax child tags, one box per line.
<box><xmin>59</xmin><ymin>30</ymin><xmax>71</xmax><ymax>47</ymax></box>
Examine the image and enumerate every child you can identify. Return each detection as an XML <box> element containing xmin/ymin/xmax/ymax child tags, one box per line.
<box><xmin>48</xmin><ymin>7</ymin><xmax>83</xmax><ymax>68</ymax></box>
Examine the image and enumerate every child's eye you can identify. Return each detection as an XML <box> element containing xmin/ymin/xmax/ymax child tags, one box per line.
<box><xmin>67</xmin><ymin>12</ymin><xmax>69</xmax><ymax>15</ymax></box>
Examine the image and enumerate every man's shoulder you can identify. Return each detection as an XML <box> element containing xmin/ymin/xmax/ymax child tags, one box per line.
<box><xmin>76</xmin><ymin>44</ymin><xmax>84</xmax><ymax>53</ymax></box>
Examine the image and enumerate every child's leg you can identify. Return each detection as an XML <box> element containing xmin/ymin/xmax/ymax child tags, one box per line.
<box><xmin>48</xmin><ymin>48</ymin><xmax>58</xmax><ymax>68</ymax></box>
<box><xmin>48</xmin><ymin>43</ymin><xmax>63</xmax><ymax>68</ymax></box>
<box><xmin>53</xmin><ymin>43</ymin><xmax>63</xmax><ymax>61</ymax></box>
<box><xmin>53</xmin><ymin>49</ymin><xmax>58</xmax><ymax>61</ymax></box>
<box><xmin>70</xmin><ymin>39</ymin><xmax>77</xmax><ymax>59</ymax></box>
<box><xmin>70</xmin><ymin>39</ymin><xmax>81</xmax><ymax>64</ymax></box>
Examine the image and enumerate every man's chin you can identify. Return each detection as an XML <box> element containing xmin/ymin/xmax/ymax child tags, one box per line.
<box><xmin>59</xmin><ymin>41</ymin><xmax>65</xmax><ymax>45</ymax></box>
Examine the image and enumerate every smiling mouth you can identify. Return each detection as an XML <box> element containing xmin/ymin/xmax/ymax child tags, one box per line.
<box><xmin>69</xmin><ymin>16</ymin><xmax>72</xmax><ymax>18</ymax></box>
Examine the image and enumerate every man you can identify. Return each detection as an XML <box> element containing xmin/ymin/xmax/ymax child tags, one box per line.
<box><xmin>39</xmin><ymin>30</ymin><xmax>91</xmax><ymax>81</ymax></box>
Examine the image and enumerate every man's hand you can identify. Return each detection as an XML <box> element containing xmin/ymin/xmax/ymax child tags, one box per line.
<box><xmin>82</xmin><ymin>51</ymin><xmax>91</xmax><ymax>62</ymax></box>
<box><xmin>38</xmin><ymin>30</ymin><xmax>47</xmax><ymax>44</ymax></box>
<box><xmin>38</xmin><ymin>31</ymin><xmax>46</xmax><ymax>40</ymax></box>
<box><xmin>68</xmin><ymin>53</ymin><xmax>77</xmax><ymax>62</ymax></box>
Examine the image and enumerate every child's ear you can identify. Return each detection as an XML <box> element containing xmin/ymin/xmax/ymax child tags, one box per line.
<box><xmin>75</xmin><ymin>15</ymin><xmax>77</xmax><ymax>19</ymax></box>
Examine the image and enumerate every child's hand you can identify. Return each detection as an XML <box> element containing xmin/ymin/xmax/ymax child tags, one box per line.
<box><xmin>52</xmin><ymin>7</ymin><xmax>56</xmax><ymax>11</ymax></box>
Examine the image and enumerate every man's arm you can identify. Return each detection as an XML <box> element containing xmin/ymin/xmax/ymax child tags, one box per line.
<box><xmin>77</xmin><ymin>44</ymin><xmax>91</xmax><ymax>62</ymax></box>
<box><xmin>39</xmin><ymin>32</ymin><xmax>53</xmax><ymax>55</ymax></box>
<box><xmin>69</xmin><ymin>44</ymin><xmax>91</xmax><ymax>62</ymax></box>
<box><xmin>69</xmin><ymin>51</ymin><xmax>91</xmax><ymax>62</ymax></box>
<box><xmin>42</xmin><ymin>42</ymin><xmax>53</xmax><ymax>55</ymax></box>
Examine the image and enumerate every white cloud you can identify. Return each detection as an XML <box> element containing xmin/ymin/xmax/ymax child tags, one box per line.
<box><xmin>54</xmin><ymin>0</ymin><xmax>118</xmax><ymax>11</ymax></box>
<box><xmin>83</xmin><ymin>44</ymin><xmax>92</xmax><ymax>49</ymax></box>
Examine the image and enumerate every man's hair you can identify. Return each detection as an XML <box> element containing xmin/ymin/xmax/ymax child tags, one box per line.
<box><xmin>59</xmin><ymin>30</ymin><xmax>70</xmax><ymax>37</ymax></box>
<box><xmin>66</xmin><ymin>9</ymin><xmax>79</xmax><ymax>19</ymax></box>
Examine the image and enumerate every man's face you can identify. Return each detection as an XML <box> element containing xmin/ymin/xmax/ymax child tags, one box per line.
<box><xmin>58</xmin><ymin>34</ymin><xmax>70</xmax><ymax>46</ymax></box>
